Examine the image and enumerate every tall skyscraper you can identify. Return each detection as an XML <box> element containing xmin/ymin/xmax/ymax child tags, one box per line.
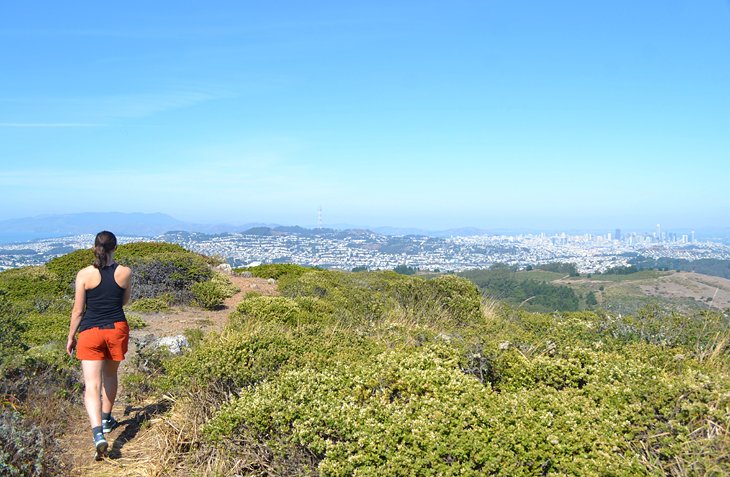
<box><xmin>615</xmin><ymin>229</ymin><xmax>622</xmax><ymax>241</ymax></box>
<box><xmin>655</xmin><ymin>224</ymin><xmax>661</xmax><ymax>242</ymax></box>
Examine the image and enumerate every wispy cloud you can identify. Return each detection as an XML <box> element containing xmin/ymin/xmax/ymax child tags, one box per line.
<box><xmin>0</xmin><ymin>17</ymin><xmax>399</xmax><ymax>41</ymax></box>
<box><xmin>0</xmin><ymin>90</ymin><xmax>225</xmax><ymax>124</ymax></box>
<box><xmin>0</xmin><ymin>122</ymin><xmax>102</xmax><ymax>128</ymax></box>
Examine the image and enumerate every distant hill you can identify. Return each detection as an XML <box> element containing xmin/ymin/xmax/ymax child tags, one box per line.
<box><xmin>372</xmin><ymin>226</ymin><xmax>490</xmax><ymax>237</ymax></box>
<box><xmin>545</xmin><ymin>269</ymin><xmax>730</xmax><ymax>314</ymax></box>
<box><xmin>0</xmin><ymin>212</ymin><xmax>270</xmax><ymax>244</ymax></box>
<box><xmin>1</xmin><ymin>212</ymin><xmax>468</xmax><ymax>244</ymax></box>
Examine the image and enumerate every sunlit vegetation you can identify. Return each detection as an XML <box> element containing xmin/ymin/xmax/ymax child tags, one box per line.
<box><xmin>0</xmin><ymin>243</ymin><xmax>235</xmax><ymax>475</ymax></box>
<box><xmin>132</xmin><ymin>264</ymin><xmax>729</xmax><ymax>476</ymax></box>
<box><xmin>2</xmin><ymin>248</ymin><xmax>729</xmax><ymax>475</ymax></box>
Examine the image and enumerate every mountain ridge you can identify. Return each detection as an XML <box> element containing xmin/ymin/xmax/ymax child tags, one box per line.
<box><xmin>0</xmin><ymin>212</ymin><xmax>495</xmax><ymax>244</ymax></box>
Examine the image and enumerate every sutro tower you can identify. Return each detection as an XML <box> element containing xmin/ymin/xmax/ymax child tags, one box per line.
<box><xmin>317</xmin><ymin>206</ymin><xmax>323</xmax><ymax>229</ymax></box>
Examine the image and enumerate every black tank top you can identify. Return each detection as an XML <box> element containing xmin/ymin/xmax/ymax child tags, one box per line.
<box><xmin>79</xmin><ymin>263</ymin><xmax>127</xmax><ymax>332</ymax></box>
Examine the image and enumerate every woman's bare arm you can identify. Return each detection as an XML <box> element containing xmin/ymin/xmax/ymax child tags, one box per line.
<box><xmin>118</xmin><ymin>265</ymin><xmax>132</xmax><ymax>305</ymax></box>
<box><xmin>67</xmin><ymin>270</ymin><xmax>86</xmax><ymax>356</ymax></box>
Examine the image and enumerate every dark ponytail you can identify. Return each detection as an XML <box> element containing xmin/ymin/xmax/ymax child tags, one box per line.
<box><xmin>93</xmin><ymin>231</ymin><xmax>118</xmax><ymax>269</ymax></box>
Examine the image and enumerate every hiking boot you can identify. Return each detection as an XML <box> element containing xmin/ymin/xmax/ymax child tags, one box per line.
<box><xmin>93</xmin><ymin>431</ymin><xmax>108</xmax><ymax>460</ymax></box>
<box><xmin>102</xmin><ymin>416</ymin><xmax>119</xmax><ymax>434</ymax></box>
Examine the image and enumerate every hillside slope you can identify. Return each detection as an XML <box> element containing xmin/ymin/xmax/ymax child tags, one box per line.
<box><xmin>2</xmin><ymin>252</ymin><xmax>729</xmax><ymax>476</ymax></box>
<box><xmin>112</xmin><ymin>265</ymin><xmax>729</xmax><ymax>476</ymax></box>
<box><xmin>553</xmin><ymin>270</ymin><xmax>730</xmax><ymax>313</ymax></box>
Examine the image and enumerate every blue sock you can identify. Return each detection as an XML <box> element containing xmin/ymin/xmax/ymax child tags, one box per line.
<box><xmin>102</xmin><ymin>412</ymin><xmax>111</xmax><ymax>421</ymax></box>
<box><xmin>92</xmin><ymin>425</ymin><xmax>103</xmax><ymax>439</ymax></box>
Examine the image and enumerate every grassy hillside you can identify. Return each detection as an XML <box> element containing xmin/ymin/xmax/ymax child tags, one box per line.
<box><xmin>2</xmin><ymin>250</ymin><xmax>729</xmax><ymax>476</ymax></box>
<box><xmin>555</xmin><ymin>271</ymin><xmax>730</xmax><ymax>315</ymax></box>
<box><xmin>460</xmin><ymin>267</ymin><xmax>582</xmax><ymax>312</ymax></box>
<box><xmin>129</xmin><ymin>265</ymin><xmax>729</xmax><ymax>476</ymax></box>
<box><xmin>466</xmin><ymin>264</ymin><xmax>730</xmax><ymax>315</ymax></box>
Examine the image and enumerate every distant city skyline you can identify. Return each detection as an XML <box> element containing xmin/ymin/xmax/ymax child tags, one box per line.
<box><xmin>3</xmin><ymin>223</ymin><xmax>730</xmax><ymax>274</ymax></box>
<box><xmin>0</xmin><ymin>211</ymin><xmax>725</xmax><ymax>246</ymax></box>
<box><xmin>1</xmin><ymin>2</ymin><xmax>729</xmax><ymax>229</ymax></box>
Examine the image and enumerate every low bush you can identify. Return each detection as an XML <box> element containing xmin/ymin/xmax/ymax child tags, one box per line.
<box><xmin>0</xmin><ymin>293</ymin><xmax>25</xmax><ymax>369</ymax></box>
<box><xmin>19</xmin><ymin>312</ymin><xmax>68</xmax><ymax>347</ymax></box>
<box><xmin>230</xmin><ymin>296</ymin><xmax>307</xmax><ymax>327</ymax></box>
<box><xmin>45</xmin><ymin>249</ymin><xmax>93</xmax><ymax>290</ymax></box>
<box><xmin>279</xmin><ymin>269</ymin><xmax>482</xmax><ymax>329</ymax></box>
<box><xmin>0</xmin><ymin>410</ymin><xmax>62</xmax><ymax>477</ymax></box>
<box><xmin>122</xmin><ymin>336</ymin><xmax>173</xmax><ymax>402</ymax></box>
<box><xmin>212</xmin><ymin>271</ymin><xmax>240</xmax><ymax>295</ymax></box>
<box><xmin>126</xmin><ymin>313</ymin><xmax>147</xmax><ymax>329</ymax></box>
<box><xmin>242</xmin><ymin>263</ymin><xmax>313</xmax><ymax>280</ymax></box>
<box><xmin>191</xmin><ymin>280</ymin><xmax>227</xmax><ymax>310</ymax></box>
<box><xmin>127</xmin><ymin>296</ymin><xmax>170</xmax><ymax>312</ymax></box>
<box><xmin>126</xmin><ymin>252</ymin><xmax>211</xmax><ymax>303</ymax></box>
<box><xmin>160</xmin><ymin>329</ymin><xmax>298</xmax><ymax>393</ymax></box>
<box><xmin>189</xmin><ymin>271</ymin><xmax>240</xmax><ymax>310</ymax></box>
<box><xmin>204</xmin><ymin>343</ymin><xmax>660</xmax><ymax>476</ymax></box>
<box><xmin>116</xmin><ymin>241</ymin><xmax>190</xmax><ymax>258</ymax></box>
<box><xmin>0</xmin><ymin>267</ymin><xmax>67</xmax><ymax>312</ymax></box>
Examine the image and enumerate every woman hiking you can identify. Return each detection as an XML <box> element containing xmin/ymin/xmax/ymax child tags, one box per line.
<box><xmin>66</xmin><ymin>231</ymin><xmax>132</xmax><ymax>460</ymax></box>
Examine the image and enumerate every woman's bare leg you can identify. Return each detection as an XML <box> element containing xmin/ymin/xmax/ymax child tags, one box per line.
<box><xmin>101</xmin><ymin>360</ymin><xmax>120</xmax><ymax>414</ymax></box>
<box><xmin>81</xmin><ymin>360</ymin><xmax>104</xmax><ymax>427</ymax></box>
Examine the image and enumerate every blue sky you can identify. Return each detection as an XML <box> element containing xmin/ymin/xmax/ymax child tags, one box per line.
<box><xmin>1</xmin><ymin>1</ymin><xmax>729</xmax><ymax>231</ymax></box>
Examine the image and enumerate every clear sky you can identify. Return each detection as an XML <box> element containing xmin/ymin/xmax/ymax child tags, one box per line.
<box><xmin>1</xmin><ymin>1</ymin><xmax>729</xmax><ymax>231</ymax></box>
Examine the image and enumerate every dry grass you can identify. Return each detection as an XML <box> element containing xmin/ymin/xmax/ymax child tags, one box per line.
<box><xmin>110</xmin><ymin>389</ymin><xmax>318</xmax><ymax>477</ymax></box>
<box><xmin>480</xmin><ymin>298</ymin><xmax>500</xmax><ymax>322</ymax></box>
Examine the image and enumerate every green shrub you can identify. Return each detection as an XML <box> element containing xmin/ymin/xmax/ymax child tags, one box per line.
<box><xmin>242</xmin><ymin>263</ymin><xmax>312</xmax><ymax>280</ymax></box>
<box><xmin>187</xmin><ymin>271</ymin><xmax>730</xmax><ymax>475</ymax></box>
<box><xmin>126</xmin><ymin>314</ymin><xmax>147</xmax><ymax>329</ymax></box>
<box><xmin>160</xmin><ymin>330</ymin><xmax>298</xmax><ymax>392</ymax></box>
<box><xmin>210</xmin><ymin>271</ymin><xmax>240</xmax><ymax>297</ymax></box>
<box><xmin>423</xmin><ymin>274</ymin><xmax>482</xmax><ymax>325</ymax></box>
<box><xmin>230</xmin><ymin>296</ymin><xmax>307</xmax><ymax>327</ymax></box>
<box><xmin>204</xmin><ymin>343</ymin><xmax>656</xmax><ymax>476</ymax></box>
<box><xmin>115</xmin><ymin>241</ymin><xmax>192</xmax><ymax>260</ymax></box>
<box><xmin>19</xmin><ymin>312</ymin><xmax>68</xmax><ymax>347</ymax></box>
<box><xmin>0</xmin><ymin>267</ymin><xmax>66</xmax><ymax>311</ymax></box>
<box><xmin>278</xmin><ymin>269</ymin><xmax>481</xmax><ymax>329</ymax></box>
<box><xmin>189</xmin><ymin>272</ymin><xmax>240</xmax><ymax>310</ymax></box>
<box><xmin>191</xmin><ymin>280</ymin><xmax>227</xmax><ymax>310</ymax></box>
<box><xmin>0</xmin><ymin>292</ymin><xmax>25</xmax><ymax>367</ymax></box>
<box><xmin>122</xmin><ymin>336</ymin><xmax>174</xmax><ymax>402</ymax></box>
<box><xmin>127</xmin><ymin>296</ymin><xmax>170</xmax><ymax>312</ymax></box>
<box><xmin>46</xmin><ymin>249</ymin><xmax>93</xmax><ymax>290</ymax></box>
<box><xmin>45</xmin><ymin>242</ymin><xmax>216</xmax><ymax>306</ymax></box>
<box><xmin>184</xmin><ymin>328</ymin><xmax>205</xmax><ymax>348</ymax></box>
<box><xmin>122</xmin><ymin>250</ymin><xmax>212</xmax><ymax>304</ymax></box>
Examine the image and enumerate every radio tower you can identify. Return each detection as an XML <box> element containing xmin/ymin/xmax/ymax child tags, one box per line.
<box><xmin>317</xmin><ymin>206</ymin><xmax>323</xmax><ymax>229</ymax></box>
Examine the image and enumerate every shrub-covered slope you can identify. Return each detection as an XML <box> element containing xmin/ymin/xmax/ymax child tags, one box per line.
<box><xmin>148</xmin><ymin>265</ymin><xmax>730</xmax><ymax>476</ymax></box>
<box><xmin>0</xmin><ymin>242</ymin><xmax>235</xmax><ymax>476</ymax></box>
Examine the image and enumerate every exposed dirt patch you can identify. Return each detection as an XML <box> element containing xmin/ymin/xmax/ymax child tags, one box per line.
<box><xmin>59</xmin><ymin>274</ymin><xmax>279</xmax><ymax>476</ymax></box>
<box><xmin>638</xmin><ymin>272</ymin><xmax>730</xmax><ymax>310</ymax></box>
<box><xmin>129</xmin><ymin>275</ymin><xmax>278</xmax><ymax>340</ymax></box>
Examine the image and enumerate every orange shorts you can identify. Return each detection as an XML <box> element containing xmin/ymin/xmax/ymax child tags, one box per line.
<box><xmin>76</xmin><ymin>321</ymin><xmax>129</xmax><ymax>361</ymax></box>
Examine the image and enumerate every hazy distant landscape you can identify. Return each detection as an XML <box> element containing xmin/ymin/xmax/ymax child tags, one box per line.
<box><xmin>4</xmin><ymin>213</ymin><xmax>730</xmax><ymax>319</ymax></box>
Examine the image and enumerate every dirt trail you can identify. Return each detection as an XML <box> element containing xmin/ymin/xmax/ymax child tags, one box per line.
<box><xmin>59</xmin><ymin>275</ymin><xmax>278</xmax><ymax>476</ymax></box>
